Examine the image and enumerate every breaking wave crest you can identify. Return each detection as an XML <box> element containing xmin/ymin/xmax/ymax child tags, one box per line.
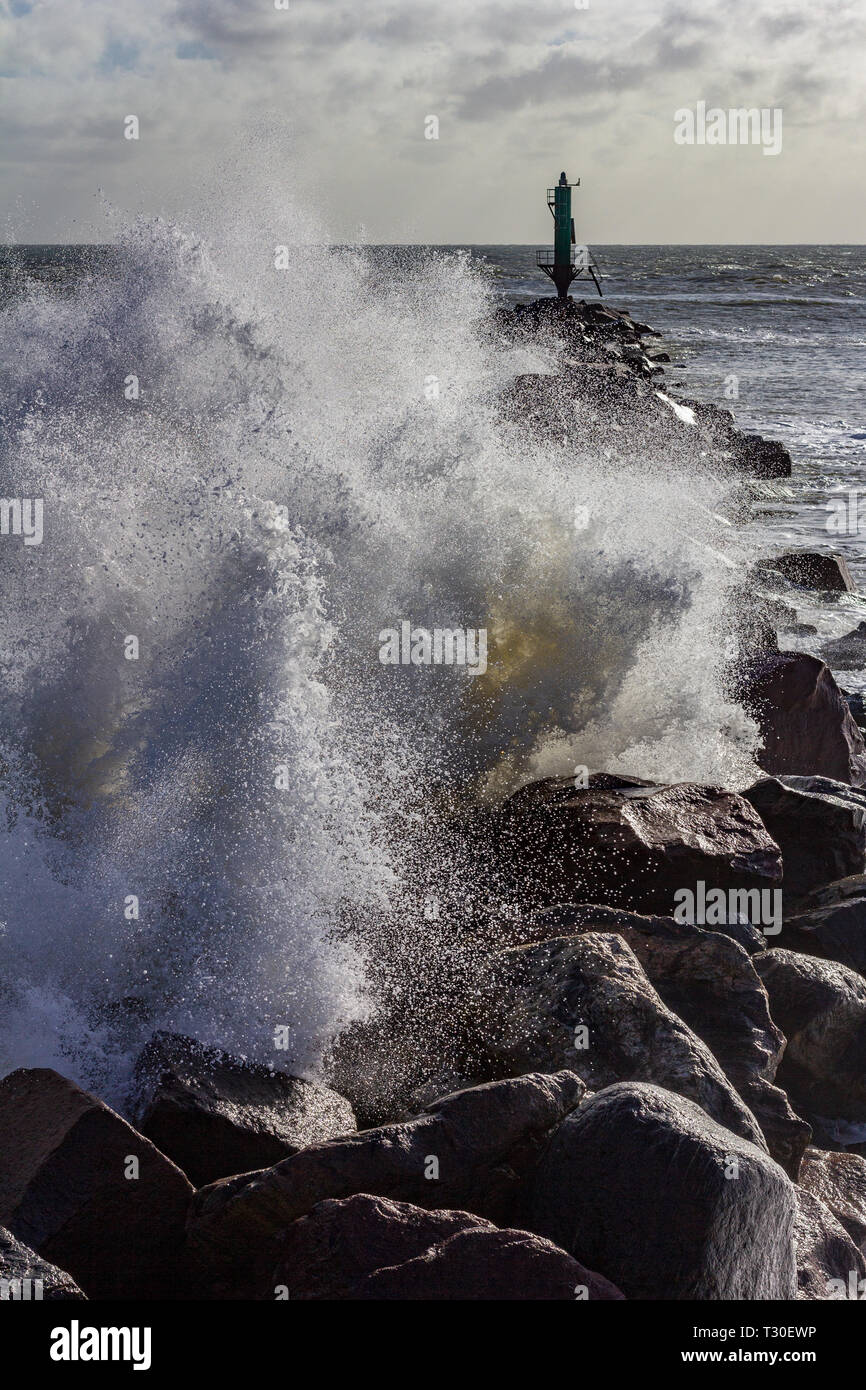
<box><xmin>0</xmin><ymin>205</ymin><xmax>758</xmax><ymax>1105</ymax></box>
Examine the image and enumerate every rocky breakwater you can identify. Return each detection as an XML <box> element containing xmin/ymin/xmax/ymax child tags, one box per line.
<box><xmin>5</xmin><ymin>298</ymin><xmax>866</xmax><ymax>1302</ymax></box>
<box><xmin>495</xmin><ymin>296</ymin><xmax>793</xmax><ymax>479</ymax></box>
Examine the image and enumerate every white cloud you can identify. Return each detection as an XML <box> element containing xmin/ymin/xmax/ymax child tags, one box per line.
<box><xmin>1</xmin><ymin>0</ymin><xmax>864</xmax><ymax>243</ymax></box>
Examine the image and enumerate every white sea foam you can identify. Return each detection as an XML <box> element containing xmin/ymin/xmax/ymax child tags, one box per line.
<box><xmin>0</xmin><ymin>206</ymin><xmax>760</xmax><ymax>1104</ymax></box>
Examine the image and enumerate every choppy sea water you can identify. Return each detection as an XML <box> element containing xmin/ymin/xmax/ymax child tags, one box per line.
<box><xmin>478</xmin><ymin>243</ymin><xmax>866</xmax><ymax>661</ymax></box>
<box><xmin>0</xmin><ymin>233</ymin><xmax>862</xmax><ymax>1101</ymax></box>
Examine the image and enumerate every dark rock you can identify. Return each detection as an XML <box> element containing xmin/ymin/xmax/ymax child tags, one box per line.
<box><xmin>794</xmin><ymin>1188</ymin><xmax>865</xmax><ymax>1299</ymax></box>
<box><xmin>493</xmin><ymin>774</ymin><xmax>782</xmax><ymax>916</ymax></box>
<box><xmin>484</xmin><ymin>932</ymin><xmax>768</xmax><ymax>1151</ymax></box>
<box><xmin>743</xmin><ymin>776</ymin><xmax>866</xmax><ymax>898</ymax></box>
<box><xmin>736</xmin><ymin>651</ymin><xmax>866</xmax><ymax>786</ymax></box>
<box><xmin>793</xmin><ymin>874</ymin><xmax>866</xmax><ymax>915</ymax></box>
<box><xmin>800</xmin><ymin>1147</ymin><xmax>866</xmax><ymax>1251</ymax></box>
<box><xmin>131</xmin><ymin>1031</ymin><xmax>355</xmax><ymax>1186</ymax></box>
<box><xmin>527</xmin><ymin>1081</ymin><xmax>797</xmax><ymax>1300</ymax></box>
<box><xmin>844</xmin><ymin>691</ymin><xmax>866</xmax><ymax>732</ymax></box>
<box><xmin>545</xmin><ymin>906</ymin><xmax>808</xmax><ymax>1176</ymax></box>
<box><xmin>354</xmin><ymin>1225</ymin><xmax>624</xmax><ymax>1301</ymax></box>
<box><xmin>517</xmin><ymin>898</ymin><xmax>766</xmax><ymax>955</ymax></box>
<box><xmin>785</xmin><ymin>895</ymin><xmax>866</xmax><ymax>979</ymax></box>
<box><xmin>755</xmin><ymin>950</ymin><xmax>866</xmax><ymax>1124</ymax></box>
<box><xmin>0</xmin><ymin>1068</ymin><xmax>193</xmax><ymax>1300</ymax></box>
<box><xmin>274</xmin><ymin>1194</ymin><xmax>623</xmax><ymax>1301</ymax></box>
<box><xmin>767</xmin><ymin>551</ymin><xmax>856</xmax><ymax>593</ymax></box>
<box><xmin>821</xmin><ymin>622</ymin><xmax>866</xmax><ymax>671</ymax></box>
<box><xmin>187</xmin><ymin>1070</ymin><xmax>583</xmax><ymax>1298</ymax></box>
<box><xmin>273</xmin><ymin>1195</ymin><xmax>491</xmax><ymax>1300</ymax></box>
<box><xmin>0</xmin><ymin>1226</ymin><xmax>86</xmax><ymax>1300</ymax></box>
<box><xmin>732</xmin><ymin>436</ymin><xmax>792</xmax><ymax>479</ymax></box>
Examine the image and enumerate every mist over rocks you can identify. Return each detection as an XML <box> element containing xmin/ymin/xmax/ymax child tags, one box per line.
<box><xmin>3</xmin><ymin>254</ymin><xmax>866</xmax><ymax>1307</ymax></box>
<box><xmin>497</xmin><ymin>296</ymin><xmax>792</xmax><ymax>479</ymax></box>
<box><xmin>491</xmin><ymin>774</ymin><xmax>782</xmax><ymax>916</ymax></box>
<box><xmin>130</xmin><ymin>1030</ymin><xmax>356</xmax><ymax>1186</ymax></box>
<box><xmin>481</xmin><ymin>932</ymin><xmax>769</xmax><ymax>1152</ymax></box>
<box><xmin>498</xmin><ymin>903</ymin><xmax>809</xmax><ymax>1176</ymax></box>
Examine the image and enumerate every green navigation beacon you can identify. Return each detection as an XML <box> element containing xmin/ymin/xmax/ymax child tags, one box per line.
<box><xmin>535</xmin><ymin>171</ymin><xmax>603</xmax><ymax>298</ymax></box>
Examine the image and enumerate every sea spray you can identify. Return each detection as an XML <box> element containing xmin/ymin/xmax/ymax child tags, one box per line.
<box><xmin>0</xmin><ymin>209</ymin><xmax>758</xmax><ymax>1107</ymax></box>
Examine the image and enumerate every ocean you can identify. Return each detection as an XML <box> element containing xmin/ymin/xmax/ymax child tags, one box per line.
<box><xmin>0</xmin><ymin>235</ymin><xmax>863</xmax><ymax>1101</ymax></box>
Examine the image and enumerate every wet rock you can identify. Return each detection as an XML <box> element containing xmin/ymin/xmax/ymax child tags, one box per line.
<box><xmin>514</xmin><ymin>898</ymin><xmax>766</xmax><ymax>955</ymax></box>
<box><xmin>736</xmin><ymin>651</ymin><xmax>866</xmax><ymax>785</ymax></box>
<box><xmin>844</xmin><ymin>691</ymin><xmax>866</xmax><ymax>733</ymax></box>
<box><xmin>743</xmin><ymin>776</ymin><xmax>866</xmax><ymax>898</ymax></box>
<box><xmin>0</xmin><ymin>1068</ymin><xmax>193</xmax><ymax>1300</ymax></box>
<box><xmin>0</xmin><ymin>1227</ymin><xmax>86</xmax><ymax>1300</ymax></box>
<box><xmin>131</xmin><ymin>1031</ymin><xmax>355</xmax><ymax>1186</ymax></box>
<box><xmin>767</xmin><ymin>551</ymin><xmax>855</xmax><ymax>593</ymax></box>
<box><xmin>784</xmin><ymin>894</ymin><xmax>866</xmax><ymax>979</ymax></box>
<box><xmin>800</xmin><ymin>1147</ymin><xmax>866</xmax><ymax>1251</ymax></box>
<box><xmin>755</xmin><ymin>950</ymin><xmax>866</xmax><ymax>1124</ymax></box>
<box><xmin>484</xmin><ymin>932</ymin><xmax>768</xmax><ymax>1151</ymax></box>
<box><xmin>274</xmin><ymin>1194</ymin><xmax>623</xmax><ymax>1301</ymax></box>
<box><xmin>527</xmin><ymin>1081</ymin><xmax>797</xmax><ymax>1300</ymax></box>
<box><xmin>186</xmin><ymin>1070</ymin><xmax>583</xmax><ymax>1298</ymax></box>
<box><xmin>493</xmin><ymin>774</ymin><xmax>782</xmax><ymax>916</ymax></box>
<box><xmin>353</xmin><ymin>1225</ymin><xmax>624</xmax><ymax>1301</ymax></box>
<box><xmin>273</xmin><ymin>1195</ymin><xmax>491</xmax><ymax>1299</ymax></box>
<box><xmin>794</xmin><ymin>1188</ymin><xmax>865</xmax><ymax>1299</ymax></box>
<box><xmin>821</xmin><ymin>621</ymin><xmax>866</xmax><ymax>671</ymax></box>
<box><xmin>792</xmin><ymin>874</ymin><xmax>866</xmax><ymax>915</ymax></box>
<box><xmin>531</xmin><ymin>906</ymin><xmax>808</xmax><ymax>1176</ymax></box>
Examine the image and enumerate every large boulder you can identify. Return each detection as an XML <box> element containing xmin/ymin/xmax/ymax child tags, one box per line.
<box><xmin>742</xmin><ymin>777</ymin><xmax>866</xmax><ymax>900</ymax></box>
<box><xmin>493</xmin><ymin>774</ymin><xmax>782</xmax><ymax>915</ymax></box>
<box><xmin>767</xmin><ymin>551</ymin><xmax>855</xmax><ymax>593</ymax></box>
<box><xmin>524</xmin><ymin>905</ymin><xmax>808</xmax><ymax>1176</ymax></box>
<box><xmin>483</xmin><ymin>932</ymin><xmax>768</xmax><ymax>1152</ymax></box>
<box><xmin>782</xmin><ymin>870</ymin><xmax>866</xmax><ymax>980</ymax></box>
<box><xmin>273</xmin><ymin>1195</ymin><xmax>491</xmax><ymax>1299</ymax></box>
<box><xmin>821</xmin><ymin>621</ymin><xmax>866</xmax><ymax>671</ymax></box>
<box><xmin>755</xmin><ymin>950</ymin><xmax>866</xmax><ymax>1124</ymax></box>
<box><xmin>794</xmin><ymin>1188</ymin><xmax>865</xmax><ymax>1299</ymax></box>
<box><xmin>785</xmin><ymin>896</ymin><xmax>866</xmax><ymax>979</ymax></box>
<box><xmin>736</xmin><ymin>651</ymin><xmax>866</xmax><ymax>786</ymax></box>
<box><xmin>353</xmin><ymin>1225</ymin><xmax>624</xmax><ymax>1301</ymax></box>
<box><xmin>0</xmin><ymin>1068</ymin><xmax>193</xmax><ymax>1300</ymax></box>
<box><xmin>187</xmin><ymin>1070</ymin><xmax>583</xmax><ymax>1298</ymax></box>
<box><xmin>0</xmin><ymin>1227</ymin><xmax>86</xmax><ymax>1300</ymax></box>
<box><xmin>527</xmin><ymin>1082</ymin><xmax>797</xmax><ymax>1300</ymax></box>
<box><xmin>800</xmin><ymin>1148</ymin><xmax>866</xmax><ymax>1251</ymax></box>
<box><xmin>274</xmin><ymin>1194</ymin><xmax>622</xmax><ymax>1301</ymax></box>
<box><xmin>131</xmin><ymin>1032</ymin><xmax>355</xmax><ymax>1186</ymax></box>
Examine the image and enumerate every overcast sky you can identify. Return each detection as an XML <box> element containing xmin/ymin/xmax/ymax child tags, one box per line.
<box><xmin>2</xmin><ymin>0</ymin><xmax>864</xmax><ymax>244</ymax></box>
